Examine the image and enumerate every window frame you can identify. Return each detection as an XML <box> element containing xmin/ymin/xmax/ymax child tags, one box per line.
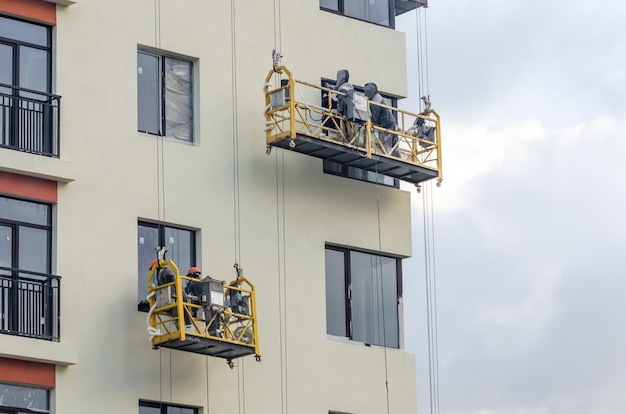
<box><xmin>320</xmin><ymin>0</ymin><xmax>396</xmax><ymax>28</ymax></box>
<box><xmin>0</xmin><ymin>382</ymin><xmax>50</xmax><ymax>414</ymax></box>
<box><xmin>137</xmin><ymin>48</ymin><xmax>195</xmax><ymax>143</ymax></box>
<box><xmin>325</xmin><ymin>245</ymin><xmax>402</xmax><ymax>348</ymax></box>
<box><xmin>139</xmin><ymin>400</ymin><xmax>198</xmax><ymax>414</ymax></box>
<box><xmin>137</xmin><ymin>221</ymin><xmax>197</xmax><ymax>310</ymax></box>
<box><xmin>0</xmin><ymin>195</ymin><xmax>52</xmax><ymax>274</ymax></box>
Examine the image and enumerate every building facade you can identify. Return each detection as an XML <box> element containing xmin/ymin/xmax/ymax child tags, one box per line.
<box><xmin>0</xmin><ymin>0</ymin><xmax>428</xmax><ymax>413</ymax></box>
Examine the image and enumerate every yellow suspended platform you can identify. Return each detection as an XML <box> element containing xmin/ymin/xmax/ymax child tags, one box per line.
<box><xmin>147</xmin><ymin>260</ymin><xmax>260</xmax><ymax>367</ymax></box>
<box><xmin>264</xmin><ymin>65</ymin><xmax>442</xmax><ymax>187</ymax></box>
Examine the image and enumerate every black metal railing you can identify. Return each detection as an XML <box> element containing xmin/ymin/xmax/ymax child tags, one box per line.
<box><xmin>0</xmin><ymin>266</ymin><xmax>61</xmax><ymax>341</ymax></box>
<box><xmin>0</xmin><ymin>83</ymin><xmax>61</xmax><ymax>157</ymax></box>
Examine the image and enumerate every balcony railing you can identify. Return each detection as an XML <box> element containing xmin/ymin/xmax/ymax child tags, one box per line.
<box><xmin>0</xmin><ymin>83</ymin><xmax>61</xmax><ymax>157</ymax></box>
<box><xmin>0</xmin><ymin>266</ymin><xmax>61</xmax><ymax>341</ymax></box>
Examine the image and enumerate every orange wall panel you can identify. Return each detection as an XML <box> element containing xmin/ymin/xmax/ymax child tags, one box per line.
<box><xmin>0</xmin><ymin>0</ymin><xmax>56</xmax><ymax>24</ymax></box>
<box><xmin>0</xmin><ymin>172</ymin><xmax>57</xmax><ymax>202</ymax></box>
<box><xmin>0</xmin><ymin>357</ymin><xmax>55</xmax><ymax>387</ymax></box>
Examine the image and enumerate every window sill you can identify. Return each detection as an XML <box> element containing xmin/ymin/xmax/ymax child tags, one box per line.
<box><xmin>0</xmin><ymin>334</ymin><xmax>78</xmax><ymax>366</ymax></box>
<box><xmin>0</xmin><ymin>150</ymin><xmax>77</xmax><ymax>183</ymax></box>
<box><xmin>42</xmin><ymin>0</ymin><xmax>76</xmax><ymax>6</ymax></box>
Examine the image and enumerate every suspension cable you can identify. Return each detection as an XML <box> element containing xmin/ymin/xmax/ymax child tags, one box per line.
<box><xmin>422</xmin><ymin>181</ymin><xmax>440</xmax><ymax>414</ymax></box>
<box><xmin>272</xmin><ymin>0</ymin><xmax>288</xmax><ymax>412</ymax></box>
<box><xmin>373</xmin><ymin>161</ymin><xmax>391</xmax><ymax>414</ymax></box>
<box><xmin>231</xmin><ymin>0</ymin><xmax>242</xmax><ymax>266</ymax></box>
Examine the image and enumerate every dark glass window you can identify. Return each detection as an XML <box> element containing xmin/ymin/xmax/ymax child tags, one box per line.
<box><xmin>137</xmin><ymin>50</ymin><xmax>194</xmax><ymax>143</ymax></box>
<box><xmin>139</xmin><ymin>400</ymin><xmax>197</xmax><ymax>414</ymax></box>
<box><xmin>320</xmin><ymin>0</ymin><xmax>393</xmax><ymax>27</ymax></box>
<box><xmin>137</xmin><ymin>221</ymin><xmax>196</xmax><ymax>308</ymax></box>
<box><xmin>325</xmin><ymin>246</ymin><xmax>400</xmax><ymax>348</ymax></box>
<box><xmin>0</xmin><ymin>15</ymin><xmax>55</xmax><ymax>156</ymax></box>
<box><xmin>0</xmin><ymin>196</ymin><xmax>51</xmax><ymax>274</ymax></box>
<box><xmin>0</xmin><ymin>383</ymin><xmax>49</xmax><ymax>413</ymax></box>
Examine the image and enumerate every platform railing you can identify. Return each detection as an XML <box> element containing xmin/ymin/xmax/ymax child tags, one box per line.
<box><xmin>147</xmin><ymin>260</ymin><xmax>260</xmax><ymax>360</ymax></box>
<box><xmin>264</xmin><ymin>65</ymin><xmax>442</xmax><ymax>182</ymax></box>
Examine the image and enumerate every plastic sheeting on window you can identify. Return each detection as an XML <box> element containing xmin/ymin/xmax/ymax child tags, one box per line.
<box><xmin>164</xmin><ymin>57</ymin><xmax>193</xmax><ymax>142</ymax></box>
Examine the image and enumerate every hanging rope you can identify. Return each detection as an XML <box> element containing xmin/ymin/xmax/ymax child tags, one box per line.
<box><xmin>231</xmin><ymin>0</ymin><xmax>242</xmax><ymax>266</ymax></box>
<box><xmin>373</xmin><ymin>161</ymin><xmax>391</xmax><ymax>414</ymax></box>
<box><xmin>271</xmin><ymin>0</ymin><xmax>288</xmax><ymax>412</ymax></box>
<box><xmin>415</xmin><ymin>7</ymin><xmax>430</xmax><ymax>112</ymax></box>
<box><xmin>422</xmin><ymin>180</ymin><xmax>440</xmax><ymax>414</ymax></box>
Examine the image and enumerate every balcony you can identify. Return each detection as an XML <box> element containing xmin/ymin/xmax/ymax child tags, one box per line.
<box><xmin>0</xmin><ymin>84</ymin><xmax>61</xmax><ymax>158</ymax></box>
<box><xmin>0</xmin><ymin>266</ymin><xmax>61</xmax><ymax>342</ymax></box>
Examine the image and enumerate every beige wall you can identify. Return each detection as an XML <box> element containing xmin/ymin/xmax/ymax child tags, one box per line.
<box><xmin>1</xmin><ymin>0</ymin><xmax>417</xmax><ymax>413</ymax></box>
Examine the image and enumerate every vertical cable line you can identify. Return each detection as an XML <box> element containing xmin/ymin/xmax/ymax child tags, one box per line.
<box><xmin>231</xmin><ymin>0</ymin><xmax>242</xmax><ymax>266</ymax></box>
<box><xmin>422</xmin><ymin>181</ymin><xmax>440</xmax><ymax>414</ymax></box>
<box><xmin>272</xmin><ymin>0</ymin><xmax>288</xmax><ymax>412</ymax></box>
<box><xmin>152</xmin><ymin>0</ymin><xmax>168</xmax><ymax>411</ymax></box>
<box><xmin>230</xmin><ymin>2</ymin><xmax>246</xmax><ymax>414</ymax></box>
<box><xmin>373</xmin><ymin>162</ymin><xmax>391</xmax><ymax>414</ymax></box>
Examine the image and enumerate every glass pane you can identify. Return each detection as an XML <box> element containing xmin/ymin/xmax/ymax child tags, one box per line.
<box><xmin>137</xmin><ymin>52</ymin><xmax>161</xmax><ymax>135</ymax></box>
<box><xmin>138</xmin><ymin>224</ymin><xmax>159</xmax><ymax>304</ymax></box>
<box><xmin>350</xmin><ymin>251</ymin><xmax>398</xmax><ymax>347</ymax></box>
<box><xmin>19</xmin><ymin>46</ymin><xmax>49</xmax><ymax>96</ymax></box>
<box><xmin>0</xmin><ymin>43</ymin><xmax>13</xmax><ymax>87</ymax></box>
<box><xmin>0</xmin><ymin>197</ymin><xmax>49</xmax><ymax>226</ymax></box>
<box><xmin>18</xmin><ymin>226</ymin><xmax>49</xmax><ymax>274</ymax></box>
<box><xmin>0</xmin><ymin>17</ymin><xmax>48</xmax><ymax>47</ymax></box>
<box><xmin>0</xmin><ymin>44</ymin><xmax>13</xmax><ymax>146</ymax></box>
<box><xmin>0</xmin><ymin>383</ymin><xmax>48</xmax><ymax>410</ymax></box>
<box><xmin>0</xmin><ymin>226</ymin><xmax>12</xmax><ymax>272</ymax></box>
<box><xmin>344</xmin><ymin>0</ymin><xmax>367</xmax><ymax>20</ymax></box>
<box><xmin>139</xmin><ymin>405</ymin><xmax>160</xmax><ymax>414</ymax></box>
<box><xmin>320</xmin><ymin>0</ymin><xmax>339</xmax><ymax>10</ymax></box>
<box><xmin>369</xmin><ymin>0</ymin><xmax>390</xmax><ymax>25</ymax></box>
<box><xmin>164</xmin><ymin>226</ymin><xmax>193</xmax><ymax>274</ymax></box>
<box><xmin>167</xmin><ymin>407</ymin><xmax>195</xmax><ymax>414</ymax></box>
<box><xmin>325</xmin><ymin>249</ymin><xmax>347</xmax><ymax>337</ymax></box>
<box><xmin>380</xmin><ymin>256</ymin><xmax>399</xmax><ymax>348</ymax></box>
<box><xmin>164</xmin><ymin>57</ymin><xmax>192</xmax><ymax>142</ymax></box>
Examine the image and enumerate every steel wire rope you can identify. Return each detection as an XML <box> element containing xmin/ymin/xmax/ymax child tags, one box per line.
<box><xmin>422</xmin><ymin>180</ymin><xmax>440</xmax><ymax>414</ymax></box>
<box><xmin>152</xmin><ymin>0</ymin><xmax>168</xmax><ymax>411</ymax></box>
<box><xmin>271</xmin><ymin>0</ymin><xmax>289</xmax><ymax>412</ymax></box>
<box><xmin>373</xmin><ymin>161</ymin><xmax>391</xmax><ymax>414</ymax></box>
<box><xmin>413</xmin><ymin>6</ymin><xmax>441</xmax><ymax>414</ymax></box>
<box><xmin>230</xmin><ymin>2</ymin><xmax>247</xmax><ymax>413</ymax></box>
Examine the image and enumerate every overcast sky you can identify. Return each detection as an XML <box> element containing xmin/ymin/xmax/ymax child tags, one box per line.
<box><xmin>398</xmin><ymin>1</ymin><xmax>626</xmax><ymax>413</ymax></box>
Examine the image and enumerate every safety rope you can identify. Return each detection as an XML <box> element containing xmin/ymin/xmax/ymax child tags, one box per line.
<box><xmin>271</xmin><ymin>0</ymin><xmax>288</xmax><ymax>412</ymax></box>
<box><xmin>415</xmin><ymin>7</ymin><xmax>430</xmax><ymax>112</ymax></box>
<box><xmin>373</xmin><ymin>161</ymin><xmax>391</xmax><ymax>414</ymax></box>
<box><xmin>229</xmin><ymin>2</ymin><xmax>248</xmax><ymax>413</ymax></box>
<box><xmin>422</xmin><ymin>180</ymin><xmax>440</xmax><ymax>414</ymax></box>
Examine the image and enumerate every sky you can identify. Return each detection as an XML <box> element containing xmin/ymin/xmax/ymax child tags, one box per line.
<box><xmin>397</xmin><ymin>1</ymin><xmax>626</xmax><ymax>413</ymax></box>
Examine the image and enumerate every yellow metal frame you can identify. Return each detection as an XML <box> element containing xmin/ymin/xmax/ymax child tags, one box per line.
<box><xmin>147</xmin><ymin>260</ymin><xmax>260</xmax><ymax>360</ymax></box>
<box><xmin>264</xmin><ymin>65</ymin><xmax>443</xmax><ymax>184</ymax></box>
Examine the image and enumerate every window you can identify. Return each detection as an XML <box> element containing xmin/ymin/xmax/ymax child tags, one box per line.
<box><xmin>325</xmin><ymin>246</ymin><xmax>400</xmax><ymax>348</ymax></box>
<box><xmin>137</xmin><ymin>221</ymin><xmax>196</xmax><ymax>309</ymax></box>
<box><xmin>137</xmin><ymin>49</ymin><xmax>194</xmax><ymax>143</ymax></box>
<box><xmin>320</xmin><ymin>0</ymin><xmax>392</xmax><ymax>27</ymax></box>
<box><xmin>0</xmin><ymin>196</ymin><xmax>59</xmax><ymax>341</ymax></box>
<box><xmin>323</xmin><ymin>160</ymin><xmax>398</xmax><ymax>187</ymax></box>
<box><xmin>320</xmin><ymin>0</ymin><xmax>427</xmax><ymax>27</ymax></box>
<box><xmin>0</xmin><ymin>383</ymin><xmax>49</xmax><ymax>414</ymax></box>
<box><xmin>140</xmin><ymin>400</ymin><xmax>197</xmax><ymax>414</ymax></box>
<box><xmin>0</xmin><ymin>15</ymin><xmax>59</xmax><ymax>156</ymax></box>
